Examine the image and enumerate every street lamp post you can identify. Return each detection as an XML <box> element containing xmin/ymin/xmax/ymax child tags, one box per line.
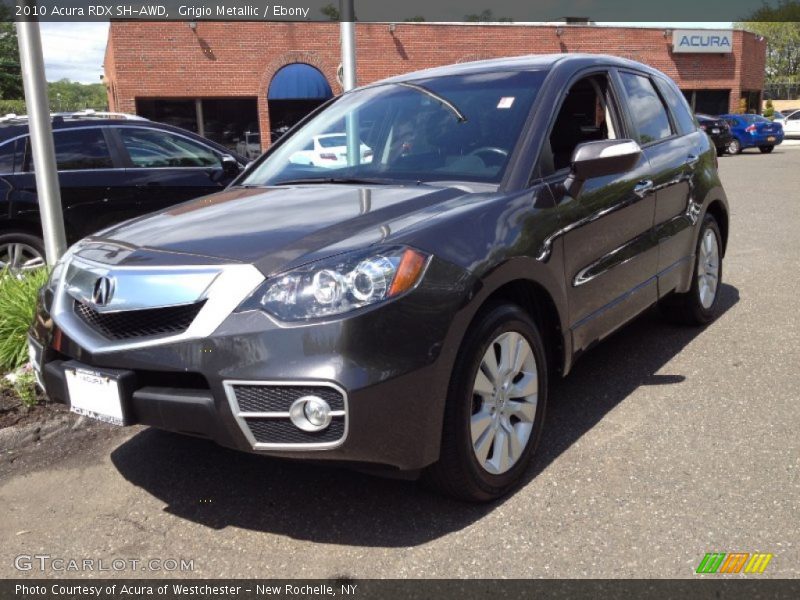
<box><xmin>339</xmin><ymin>0</ymin><xmax>359</xmax><ymax>166</ymax></box>
<box><xmin>16</xmin><ymin>20</ymin><xmax>67</xmax><ymax>265</ymax></box>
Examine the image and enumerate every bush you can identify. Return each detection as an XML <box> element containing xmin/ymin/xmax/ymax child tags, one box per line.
<box><xmin>0</xmin><ymin>99</ymin><xmax>26</xmax><ymax>116</ymax></box>
<box><xmin>764</xmin><ymin>99</ymin><xmax>775</xmax><ymax>119</ymax></box>
<box><xmin>0</xmin><ymin>268</ymin><xmax>49</xmax><ymax>372</ymax></box>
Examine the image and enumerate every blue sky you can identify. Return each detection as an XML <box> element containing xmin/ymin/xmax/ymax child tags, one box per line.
<box><xmin>40</xmin><ymin>21</ymin><xmax>734</xmax><ymax>84</ymax></box>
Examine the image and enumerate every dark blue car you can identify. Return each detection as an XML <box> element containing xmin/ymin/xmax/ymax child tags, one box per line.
<box><xmin>719</xmin><ymin>113</ymin><xmax>784</xmax><ymax>154</ymax></box>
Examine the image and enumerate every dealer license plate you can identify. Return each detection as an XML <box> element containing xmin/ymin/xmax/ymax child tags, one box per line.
<box><xmin>767</xmin><ymin>136</ymin><xmax>776</xmax><ymax>142</ymax></box>
<box><xmin>66</xmin><ymin>368</ymin><xmax>124</xmax><ymax>426</ymax></box>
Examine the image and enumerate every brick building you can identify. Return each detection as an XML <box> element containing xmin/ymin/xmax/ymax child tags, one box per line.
<box><xmin>103</xmin><ymin>22</ymin><xmax>767</xmax><ymax>154</ymax></box>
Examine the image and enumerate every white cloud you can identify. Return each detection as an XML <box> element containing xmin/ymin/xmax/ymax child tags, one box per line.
<box><xmin>39</xmin><ymin>22</ymin><xmax>109</xmax><ymax>84</ymax></box>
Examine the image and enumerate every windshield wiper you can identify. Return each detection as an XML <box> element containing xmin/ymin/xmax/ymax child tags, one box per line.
<box><xmin>396</xmin><ymin>82</ymin><xmax>467</xmax><ymax>123</ymax></box>
<box><xmin>272</xmin><ymin>177</ymin><xmax>405</xmax><ymax>186</ymax></box>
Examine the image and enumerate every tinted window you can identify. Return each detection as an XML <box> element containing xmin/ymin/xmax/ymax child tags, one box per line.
<box><xmin>0</xmin><ymin>140</ymin><xmax>16</xmax><ymax>173</ymax></box>
<box><xmin>119</xmin><ymin>128</ymin><xmax>220</xmax><ymax>168</ymax></box>
<box><xmin>655</xmin><ymin>78</ymin><xmax>696</xmax><ymax>135</ymax></box>
<box><xmin>620</xmin><ymin>72</ymin><xmax>673</xmax><ymax>143</ymax></box>
<box><xmin>54</xmin><ymin>128</ymin><xmax>113</xmax><ymax>170</ymax></box>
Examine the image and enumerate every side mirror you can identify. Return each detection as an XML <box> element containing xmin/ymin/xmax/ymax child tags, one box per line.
<box><xmin>563</xmin><ymin>139</ymin><xmax>643</xmax><ymax>198</ymax></box>
<box><xmin>221</xmin><ymin>154</ymin><xmax>241</xmax><ymax>176</ymax></box>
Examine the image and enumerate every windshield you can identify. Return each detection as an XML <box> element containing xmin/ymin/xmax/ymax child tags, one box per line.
<box><xmin>243</xmin><ymin>70</ymin><xmax>547</xmax><ymax>186</ymax></box>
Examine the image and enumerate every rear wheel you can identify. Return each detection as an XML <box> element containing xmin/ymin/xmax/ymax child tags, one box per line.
<box><xmin>423</xmin><ymin>303</ymin><xmax>548</xmax><ymax>502</ymax></box>
<box><xmin>758</xmin><ymin>145</ymin><xmax>774</xmax><ymax>154</ymax></box>
<box><xmin>659</xmin><ymin>214</ymin><xmax>722</xmax><ymax>325</ymax></box>
<box><xmin>0</xmin><ymin>233</ymin><xmax>46</xmax><ymax>273</ymax></box>
<box><xmin>727</xmin><ymin>138</ymin><xmax>741</xmax><ymax>154</ymax></box>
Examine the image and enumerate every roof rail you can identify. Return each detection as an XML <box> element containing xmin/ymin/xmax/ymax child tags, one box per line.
<box><xmin>69</xmin><ymin>109</ymin><xmax>148</xmax><ymax>121</ymax></box>
<box><xmin>0</xmin><ymin>110</ymin><xmax>148</xmax><ymax>124</ymax></box>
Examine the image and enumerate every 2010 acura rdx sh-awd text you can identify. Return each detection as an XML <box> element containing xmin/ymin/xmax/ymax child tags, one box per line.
<box><xmin>29</xmin><ymin>54</ymin><xmax>728</xmax><ymax>501</ymax></box>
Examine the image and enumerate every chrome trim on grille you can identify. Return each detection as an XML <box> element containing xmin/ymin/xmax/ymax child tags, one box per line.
<box><xmin>64</xmin><ymin>257</ymin><xmax>221</xmax><ymax>313</ymax></box>
<box><xmin>223</xmin><ymin>380</ymin><xmax>349</xmax><ymax>451</ymax></box>
<box><xmin>51</xmin><ymin>255</ymin><xmax>265</xmax><ymax>353</ymax></box>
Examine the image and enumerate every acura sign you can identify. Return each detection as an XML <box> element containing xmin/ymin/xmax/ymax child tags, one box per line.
<box><xmin>672</xmin><ymin>29</ymin><xmax>733</xmax><ymax>53</ymax></box>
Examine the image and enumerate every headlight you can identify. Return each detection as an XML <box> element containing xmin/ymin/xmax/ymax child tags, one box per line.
<box><xmin>239</xmin><ymin>246</ymin><xmax>430</xmax><ymax>321</ymax></box>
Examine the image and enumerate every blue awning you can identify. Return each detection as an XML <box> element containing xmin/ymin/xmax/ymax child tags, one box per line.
<box><xmin>268</xmin><ymin>64</ymin><xmax>333</xmax><ymax>100</ymax></box>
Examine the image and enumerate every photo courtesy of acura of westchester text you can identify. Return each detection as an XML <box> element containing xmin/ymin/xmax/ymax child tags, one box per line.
<box><xmin>1</xmin><ymin>0</ymin><xmax>799</xmax><ymax>593</ymax></box>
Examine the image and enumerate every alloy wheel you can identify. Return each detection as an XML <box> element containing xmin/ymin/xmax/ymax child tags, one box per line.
<box><xmin>697</xmin><ymin>229</ymin><xmax>720</xmax><ymax>309</ymax></box>
<box><xmin>0</xmin><ymin>242</ymin><xmax>46</xmax><ymax>273</ymax></box>
<box><xmin>470</xmin><ymin>331</ymin><xmax>538</xmax><ymax>475</ymax></box>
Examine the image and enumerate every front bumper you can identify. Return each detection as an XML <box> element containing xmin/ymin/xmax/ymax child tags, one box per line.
<box><xmin>29</xmin><ymin>257</ymin><xmax>472</xmax><ymax>471</ymax></box>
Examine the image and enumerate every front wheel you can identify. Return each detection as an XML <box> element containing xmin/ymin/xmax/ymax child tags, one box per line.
<box><xmin>659</xmin><ymin>214</ymin><xmax>723</xmax><ymax>325</ymax></box>
<box><xmin>758</xmin><ymin>145</ymin><xmax>774</xmax><ymax>154</ymax></box>
<box><xmin>423</xmin><ymin>303</ymin><xmax>548</xmax><ymax>502</ymax></box>
<box><xmin>727</xmin><ymin>138</ymin><xmax>742</xmax><ymax>155</ymax></box>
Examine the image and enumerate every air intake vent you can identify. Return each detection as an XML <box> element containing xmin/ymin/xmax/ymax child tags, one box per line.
<box><xmin>245</xmin><ymin>417</ymin><xmax>345</xmax><ymax>444</ymax></box>
<box><xmin>74</xmin><ymin>300</ymin><xmax>205</xmax><ymax>340</ymax></box>
<box><xmin>234</xmin><ymin>385</ymin><xmax>345</xmax><ymax>413</ymax></box>
<box><xmin>226</xmin><ymin>381</ymin><xmax>348</xmax><ymax>449</ymax></box>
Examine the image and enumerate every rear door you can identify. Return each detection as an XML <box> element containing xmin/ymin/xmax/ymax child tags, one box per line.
<box><xmin>111</xmin><ymin>126</ymin><xmax>236</xmax><ymax>215</ymax></box>
<box><xmin>644</xmin><ymin>75</ymin><xmax>709</xmax><ymax>292</ymax></box>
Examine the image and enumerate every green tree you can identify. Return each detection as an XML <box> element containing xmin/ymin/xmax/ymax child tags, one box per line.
<box><xmin>320</xmin><ymin>3</ymin><xmax>339</xmax><ymax>20</ymax></box>
<box><xmin>764</xmin><ymin>98</ymin><xmax>775</xmax><ymax>118</ymax></box>
<box><xmin>47</xmin><ymin>79</ymin><xmax>108</xmax><ymax>112</ymax></box>
<box><xmin>735</xmin><ymin>1</ymin><xmax>800</xmax><ymax>84</ymax></box>
<box><xmin>0</xmin><ymin>5</ymin><xmax>24</xmax><ymax>100</ymax></box>
<box><xmin>464</xmin><ymin>9</ymin><xmax>513</xmax><ymax>22</ymax></box>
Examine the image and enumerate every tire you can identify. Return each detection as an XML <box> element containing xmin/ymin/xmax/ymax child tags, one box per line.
<box><xmin>423</xmin><ymin>303</ymin><xmax>548</xmax><ymax>502</ymax></box>
<box><xmin>716</xmin><ymin>147</ymin><xmax>726</xmax><ymax>157</ymax></box>
<box><xmin>727</xmin><ymin>138</ymin><xmax>741</xmax><ymax>155</ymax></box>
<box><xmin>659</xmin><ymin>214</ymin><xmax>723</xmax><ymax>326</ymax></box>
<box><xmin>0</xmin><ymin>232</ymin><xmax>46</xmax><ymax>273</ymax></box>
<box><xmin>758</xmin><ymin>145</ymin><xmax>774</xmax><ymax>154</ymax></box>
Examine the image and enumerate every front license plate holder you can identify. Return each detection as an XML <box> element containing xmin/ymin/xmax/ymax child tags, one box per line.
<box><xmin>64</xmin><ymin>361</ymin><xmax>135</xmax><ymax>426</ymax></box>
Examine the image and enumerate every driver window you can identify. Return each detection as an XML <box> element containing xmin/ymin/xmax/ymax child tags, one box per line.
<box><xmin>543</xmin><ymin>74</ymin><xmax>619</xmax><ymax>176</ymax></box>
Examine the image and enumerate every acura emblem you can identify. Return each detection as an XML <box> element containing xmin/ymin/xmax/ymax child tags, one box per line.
<box><xmin>91</xmin><ymin>276</ymin><xmax>114</xmax><ymax>307</ymax></box>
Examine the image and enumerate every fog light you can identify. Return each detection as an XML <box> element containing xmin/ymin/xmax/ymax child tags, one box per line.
<box><xmin>289</xmin><ymin>396</ymin><xmax>331</xmax><ymax>432</ymax></box>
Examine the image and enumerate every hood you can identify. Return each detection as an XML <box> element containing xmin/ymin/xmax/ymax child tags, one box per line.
<box><xmin>90</xmin><ymin>184</ymin><xmax>472</xmax><ymax>275</ymax></box>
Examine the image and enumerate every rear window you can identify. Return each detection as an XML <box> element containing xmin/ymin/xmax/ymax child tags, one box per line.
<box><xmin>317</xmin><ymin>135</ymin><xmax>347</xmax><ymax>148</ymax></box>
<box><xmin>53</xmin><ymin>128</ymin><xmax>113</xmax><ymax>170</ymax></box>
<box><xmin>620</xmin><ymin>72</ymin><xmax>673</xmax><ymax>144</ymax></box>
<box><xmin>655</xmin><ymin>78</ymin><xmax>697</xmax><ymax>135</ymax></box>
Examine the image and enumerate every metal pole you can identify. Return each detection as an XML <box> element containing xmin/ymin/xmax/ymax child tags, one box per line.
<box><xmin>339</xmin><ymin>0</ymin><xmax>356</xmax><ymax>92</ymax></box>
<box><xmin>340</xmin><ymin>0</ymin><xmax>360</xmax><ymax>166</ymax></box>
<box><xmin>16</xmin><ymin>21</ymin><xmax>67</xmax><ymax>265</ymax></box>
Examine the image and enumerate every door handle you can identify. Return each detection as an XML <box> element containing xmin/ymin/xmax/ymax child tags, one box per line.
<box><xmin>686</xmin><ymin>154</ymin><xmax>700</xmax><ymax>169</ymax></box>
<box><xmin>633</xmin><ymin>179</ymin><xmax>654</xmax><ymax>198</ymax></box>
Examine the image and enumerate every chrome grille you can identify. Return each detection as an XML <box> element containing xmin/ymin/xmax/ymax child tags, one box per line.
<box><xmin>74</xmin><ymin>300</ymin><xmax>205</xmax><ymax>340</ymax></box>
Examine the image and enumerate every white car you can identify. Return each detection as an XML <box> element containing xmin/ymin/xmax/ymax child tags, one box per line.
<box><xmin>289</xmin><ymin>133</ymin><xmax>373</xmax><ymax>168</ymax></box>
<box><xmin>235</xmin><ymin>131</ymin><xmax>262</xmax><ymax>161</ymax></box>
<box><xmin>779</xmin><ymin>110</ymin><xmax>800</xmax><ymax>137</ymax></box>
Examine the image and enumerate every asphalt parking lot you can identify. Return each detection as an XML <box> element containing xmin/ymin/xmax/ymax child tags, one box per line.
<box><xmin>1</xmin><ymin>145</ymin><xmax>798</xmax><ymax>579</ymax></box>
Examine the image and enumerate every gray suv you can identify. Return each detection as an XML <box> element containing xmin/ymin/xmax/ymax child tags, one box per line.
<box><xmin>30</xmin><ymin>54</ymin><xmax>728</xmax><ymax>501</ymax></box>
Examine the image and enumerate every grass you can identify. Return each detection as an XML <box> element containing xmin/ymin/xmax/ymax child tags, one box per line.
<box><xmin>0</xmin><ymin>268</ymin><xmax>49</xmax><ymax>372</ymax></box>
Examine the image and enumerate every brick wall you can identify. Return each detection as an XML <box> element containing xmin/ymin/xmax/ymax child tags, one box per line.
<box><xmin>104</xmin><ymin>23</ymin><xmax>766</xmax><ymax>147</ymax></box>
